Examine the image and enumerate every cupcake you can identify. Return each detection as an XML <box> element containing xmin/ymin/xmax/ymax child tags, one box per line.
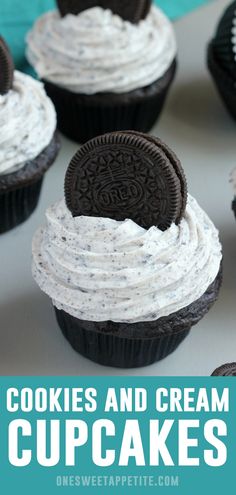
<box><xmin>0</xmin><ymin>37</ymin><xmax>60</xmax><ymax>234</ymax></box>
<box><xmin>207</xmin><ymin>0</ymin><xmax>236</xmax><ymax>119</ymax></box>
<box><xmin>32</xmin><ymin>132</ymin><xmax>222</xmax><ymax>368</ymax></box>
<box><xmin>212</xmin><ymin>363</ymin><xmax>236</xmax><ymax>376</ymax></box>
<box><xmin>26</xmin><ymin>1</ymin><xmax>177</xmax><ymax>143</ymax></box>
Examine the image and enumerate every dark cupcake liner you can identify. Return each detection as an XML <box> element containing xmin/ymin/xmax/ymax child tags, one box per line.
<box><xmin>43</xmin><ymin>60</ymin><xmax>176</xmax><ymax>143</ymax></box>
<box><xmin>209</xmin><ymin>1</ymin><xmax>236</xmax><ymax>80</ymax></box>
<box><xmin>0</xmin><ymin>178</ymin><xmax>43</xmax><ymax>234</ymax></box>
<box><xmin>214</xmin><ymin>1</ymin><xmax>236</xmax><ymax>41</ymax></box>
<box><xmin>207</xmin><ymin>42</ymin><xmax>236</xmax><ymax>120</ymax></box>
<box><xmin>53</xmin><ymin>264</ymin><xmax>222</xmax><ymax>368</ymax></box>
<box><xmin>0</xmin><ymin>132</ymin><xmax>60</xmax><ymax>234</ymax></box>
<box><xmin>55</xmin><ymin>307</ymin><xmax>190</xmax><ymax>368</ymax></box>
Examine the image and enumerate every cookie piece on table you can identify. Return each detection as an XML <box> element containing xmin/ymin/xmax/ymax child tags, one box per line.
<box><xmin>212</xmin><ymin>363</ymin><xmax>236</xmax><ymax>376</ymax></box>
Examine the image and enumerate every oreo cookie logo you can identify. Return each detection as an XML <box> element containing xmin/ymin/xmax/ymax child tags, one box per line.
<box><xmin>96</xmin><ymin>179</ymin><xmax>143</xmax><ymax>211</ymax></box>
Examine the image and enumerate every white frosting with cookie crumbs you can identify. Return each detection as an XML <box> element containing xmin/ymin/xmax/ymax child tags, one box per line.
<box><xmin>0</xmin><ymin>71</ymin><xmax>57</xmax><ymax>175</ymax></box>
<box><xmin>26</xmin><ymin>5</ymin><xmax>177</xmax><ymax>94</ymax></box>
<box><xmin>32</xmin><ymin>195</ymin><xmax>222</xmax><ymax>324</ymax></box>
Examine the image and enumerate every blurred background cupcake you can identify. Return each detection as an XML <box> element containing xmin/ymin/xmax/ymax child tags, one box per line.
<box><xmin>207</xmin><ymin>0</ymin><xmax>236</xmax><ymax>120</ymax></box>
<box><xmin>0</xmin><ymin>37</ymin><xmax>60</xmax><ymax>234</ymax></box>
<box><xmin>26</xmin><ymin>0</ymin><xmax>177</xmax><ymax>143</ymax></box>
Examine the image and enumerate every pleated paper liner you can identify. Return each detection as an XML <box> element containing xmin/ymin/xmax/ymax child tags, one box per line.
<box><xmin>53</xmin><ymin>265</ymin><xmax>222</xmax><ymax>368</ymax></box>
<box><xmin>0</xmin><ymin>133</ymin><xmax>60</xmax><ymax>234</ymax></box>
<box><xmin>215</xmin><ymin>1</ymin><xmax>236</xmax><ymax>37</ymax></box>
<box><xmin>215</xmin><ymin>0</ymin><xmax>236</xmax><ymax>31</ymax></box>
<box><xmin>208</xmin><ymin>42</ymin><xmax>236</xmax><ymax>120</ymax></box>
<box><xmin>211</xmin><ymin>32</ymin><xmax>236</xmax><ymax>79</ymax></box>
<box><xmin>43</xmin><ymin>59</ymin><xmax>177</xmax><ymax>144</ymax></box>
<box><xmin>0</xmin><ymin>179</ymin><xmax>43</xmax><ymax>234</ymax></box>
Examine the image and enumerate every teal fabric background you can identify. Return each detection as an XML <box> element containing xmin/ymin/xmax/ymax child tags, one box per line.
<box><xmin>0</xmin><ymin>0</ymin><xmax>211</xmax><ymax>70</ymax></box>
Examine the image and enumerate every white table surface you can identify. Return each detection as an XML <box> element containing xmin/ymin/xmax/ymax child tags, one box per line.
<box><xmin>0</xmin><ymin>0</ymin><xmax>235</xmax><ymax>376</ymax></box>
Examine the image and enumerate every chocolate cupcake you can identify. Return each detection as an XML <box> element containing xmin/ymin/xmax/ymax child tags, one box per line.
<box><xmin>207</xmin><ymin>0</ymin><xmax>236</xmax><ymax>119</ymax></box>
<box><xmin>212</xmin><ymin>363</ymin><xmax>236</xmax><ymax>376</ymax></box>
<box><xmin>26</xmin><ymin>1</ymin><xmax>177</xmax><ymax>143</ymax></box>
<box><xmin>0</xmin><ymin>37</ymin><xmax>60</xmax><ymax>234</ymax></box>
<box><xmin>32</xmin><ymin>132</ymin><xmax>222</xmax><ymax>368</ymax></box>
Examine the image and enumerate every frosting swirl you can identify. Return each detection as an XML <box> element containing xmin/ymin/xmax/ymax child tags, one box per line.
<box><xmin>0</xmin><ymin>71</ymin><xmax>57</xmax><ymax>175</ymax></box>
<box><xmin>32</xmin><ymin>195</ymin><xmax>222</xmax><ymax>324</ymax></box>
<box><xmin>26</xmin><ymin>6</ymin><xmax>177</xmax><ymax>94</ymax></box>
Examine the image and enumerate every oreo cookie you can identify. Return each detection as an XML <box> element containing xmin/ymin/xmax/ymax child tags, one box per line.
<box><xmin>65</xmin><ymin>131</ymin><xmax>187</xmax><ymax>231</ymax></box>
<box><xmin>57</xmin><ymin>0</ymin><xmax>152</xmax><ymax>23</ymax></box>
<box><xmin>212</xmin><ymin>363</ymin><xmax>236</xmax><ymax>376</ymax></box>
<box><xmin>0</xmin><ymin>37</ymin><xmax>14</xmax><ymax>95</ymax></box>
